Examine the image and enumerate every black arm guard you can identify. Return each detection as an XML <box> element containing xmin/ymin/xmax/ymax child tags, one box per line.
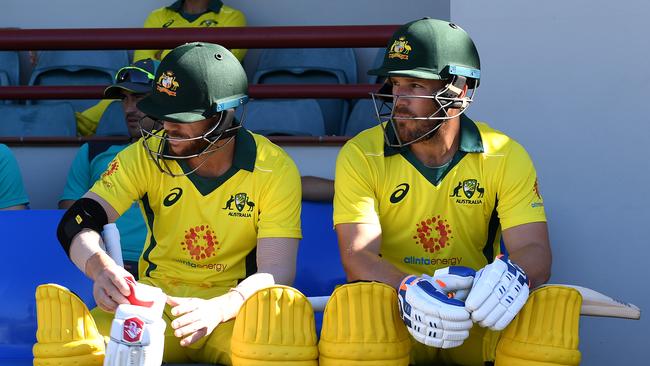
<box><xmin>56</xmin><ymin>197</ymin><xmax>108</xmax><ymax>256</ymax></box>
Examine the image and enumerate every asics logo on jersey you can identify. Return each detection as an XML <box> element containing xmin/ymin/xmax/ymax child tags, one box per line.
<box><xmin>390</xmin><ymin>183</ymin><xmax>410</xmax><ymax>203</ymax></box>
<box><xmin>163</xmin><ymin>187</ymin><xmax>183</xmax><ymax>207</ymax></box>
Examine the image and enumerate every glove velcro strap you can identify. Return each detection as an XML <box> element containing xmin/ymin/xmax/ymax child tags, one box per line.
<box><xmin>319</xmin><ymin>282</ymin><xmax>411</xmax><ymax>365</ymax></box>
<box><xmin>231</xmin><ymin>286</ymin><xmax>318</xmax><ymax>365</ymax></box>
<box><xmin>496</xmin><ymin>285</ymin><xmax>582</xmax><ymax>366</ymax></box>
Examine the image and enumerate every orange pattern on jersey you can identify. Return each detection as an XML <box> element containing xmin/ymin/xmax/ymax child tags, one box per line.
<box><xmin>181</xmin><ymin>225</ymin><xmax>221</xmax><ymax>261</ymax></box>
<box><xmin>413</xmin><ymin>215</ymin><xmax>453</xmax><ymax>253</ymax></box>
<box><xmin>533</xmin><ymin>178</ymin><xmax>541</xmax><ymax>199</ymax></box>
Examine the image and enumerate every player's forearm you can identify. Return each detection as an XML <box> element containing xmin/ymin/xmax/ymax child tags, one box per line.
<box><xmin>69</xmin><ymin>229</ymin><xmax>114</xmax><ymax>278</ymax></box>
<box><xmin>343</xmin><ymin>250</ymin><xmax>408</xmax><ymax>289</ymax></box>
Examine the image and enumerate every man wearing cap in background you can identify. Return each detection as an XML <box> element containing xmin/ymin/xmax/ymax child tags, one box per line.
<box><xmin>58</xmin><ymin>58</ymin><xmax>160</xmax><ymax>278</ymax></box>
<box><xmin>75</xmin><ymin>59</ymin><xmax>159</xmax><ymax>136</ymax></box>
<box><xmin>36</xmin><ymin>43</ymin><xmax>316</xmax><ymax>366</ymax></box>
<box><xmin>323</xmin><ymin>18</ymin><xmax>580</xmax><ymax>365</ymax></box>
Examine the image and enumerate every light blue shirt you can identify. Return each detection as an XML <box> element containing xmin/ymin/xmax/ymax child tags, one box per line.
<box><xmin>0</xmin><ymin>144</ymin><xmax>29</xmax><ymax>209</ymax></box>
<box><xmin>60</xmin><ymin>143</ymin><xmax>146</xmax><ymax>263</ymax></box>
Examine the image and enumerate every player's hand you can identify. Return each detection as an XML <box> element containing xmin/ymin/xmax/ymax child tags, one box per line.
<box><xmin>87</xmin><ymin>252</ymin><xmax>134</xmax><ymax>312</ymax></box>
<box><xmin>167</xmin><ymin>292</ymin><xmax>239</xmax><ymax>347</ymax></box>
<box><xmin>465</xmin><ymin>255</ymin><xmax>529</xmax><ymax>330</ymax></box>
<box><xmin>397</xmin><ymin>266</ymin><xmax>476</xmax><ymax>349</ymax></box>
<box><xmin>104</xmin><ymin>281</ymin><xmax>167</xmax><ymax>366</ymax></box>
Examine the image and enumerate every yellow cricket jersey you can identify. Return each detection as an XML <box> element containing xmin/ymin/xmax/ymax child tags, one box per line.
<box><xmin>90</xmin><ymin>128</ymin><xmax>301</xmax><ymax>294</ymax></box>
<box><xmin>133</xmin><ymin>1</ymin><xmax>247</xmax><ymax>62</ymax></box>
<box><xmin>333</xmin><ymin>116</ymin><xmax>546</xmax><ymax>276</ymax></box>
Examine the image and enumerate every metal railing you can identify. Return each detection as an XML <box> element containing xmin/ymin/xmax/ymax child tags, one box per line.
<box><xmin>0</xmin><ymin>25</ymin><xmax>397</xmax><ymax>144</ymax></box>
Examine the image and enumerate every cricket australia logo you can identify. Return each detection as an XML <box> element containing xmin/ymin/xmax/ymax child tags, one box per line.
<box><xmin>450</xmin><ymin>179</ymin><xmax>484</xmax><ymax>205</ymax></box>
<box><xmin>222</xmin><ymin>192</ymin><xmax>255</xmax><ymax>218</ymax></box>
<box><xmin>156</xmin><ymin>71</ymin><xmax>180</xmax><ymax>96</ymax></box>
<box><xmin>388</xmin><ymin>36</ymin><xmax>412</xmax><ymax>60</ymax></box>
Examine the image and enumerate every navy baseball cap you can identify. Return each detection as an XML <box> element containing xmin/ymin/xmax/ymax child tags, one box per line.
<box><xmin>104</xmin><ymin>58</ymin><xmax>160</xmax><ymax>99</ymax></box>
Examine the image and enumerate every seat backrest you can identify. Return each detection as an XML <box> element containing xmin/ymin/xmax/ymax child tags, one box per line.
<box><xmin>0</xmin><ymin>51</ymin><xmax>20</xmax><ymax>86</ymax></box>
<box><xmin>30</xmin><ymin>50</ymin><xmax>129</xmax><ymax>78</ymax></box>
<box><xmin>367</xmin><ymin>48</ymin><xmax>387</xmax><ymax>85</ymax></box>
<box><xmin>95</xmin><ymin>100</ymin><xmax>128</xmax><ymax>136</ymax></box>
<box><xmin>343</xmin><ymin>99</ymin><xmax>380</xmax><ymax>136</ymax></box>
<box><xmin>0</xmin><ymin>51</ymin><xmax>20</xmax><ymax>105</ymax></box>
<box><xmin>28</xmin><ymin>50</ymin><xmax>129</xmax><ymax>112</ymax></box>
<box><xmin>0</xmin><ymin>103</ymin><xmax>77</xmax><ymax>137</ymax></box>
<box><xmin>238</xmin><ymin>99</ymin><xmax>326</xmax><ymax>136</ymax></box>
<box><xmin>252</xmin><ymin>48</ymin><xmax>357</xmax><ymax>136</ymax></box>
<box><xmin>253</xmin><ymin>48</ymin><xmax>357</xmax><ymax>85</ymax></box>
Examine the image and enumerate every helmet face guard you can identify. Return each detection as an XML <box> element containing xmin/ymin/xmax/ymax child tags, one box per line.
<box><xmin>371</xmin><ymin>75</ymin><xmax>478</xmax><ymax>148</ymax></box>
<box><xmin>136</xmin><ymin>42</ymin><xmax>249</xmax><ymax>177</ymax></box>
<box><xmin>139</xmin><ymin>107</ymin><xmax>243</xmax><ymax>177</ymax></box>
<box><xmin>368</xmin><ymin>18</ymin><xmax>481</xmax><ymax>148</ymax></box>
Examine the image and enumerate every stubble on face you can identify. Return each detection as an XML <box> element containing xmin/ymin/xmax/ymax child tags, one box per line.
<box><xmin>392</xmin><ymin>103</ymin><xmax>440</xmax><ymax>143</ymax></box>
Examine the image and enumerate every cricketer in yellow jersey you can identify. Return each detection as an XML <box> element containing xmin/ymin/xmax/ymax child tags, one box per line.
<box><xmin>42</xmin><ymin>43</ymin><xmax>319</xmax><ymax>366</ymax></box>
<box><xmin>323</xmin><ymin>18</ymin><xmax>581</xmax><ymax>366</ymax></box>
<box><xmin>133</xmin><ymin>0</ymin><xmax>247</xmax><ymax>63</ymax></box>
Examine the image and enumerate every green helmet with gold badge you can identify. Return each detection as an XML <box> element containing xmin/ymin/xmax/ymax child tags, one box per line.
<box><xmin>369</xmin><ymin>18</ymin><xmax>481</xmax><ymax>147</ymax></box>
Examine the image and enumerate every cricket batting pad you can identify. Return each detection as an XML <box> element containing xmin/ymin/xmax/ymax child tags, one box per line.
<box><xmin>496</xmin><ymin>285</ymin><xmax>582</xmax><ymax>366</ymax></box>
<box><xmin>33</xmin><ymin>284</ymin><xmax>105</xmax><ymax>366</ymax></box>
<box><xmin>231</xmin><ymin>286</ymin><xmax>318</xmax><ymax>366</ymax></box>
<box><xmin>319</xmin><ymin>282</ymin><xmax>411</xmax><ymax>366</ymax></box>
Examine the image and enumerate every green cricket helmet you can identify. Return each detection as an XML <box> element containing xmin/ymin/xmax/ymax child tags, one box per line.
<box><xmin>137</xmin><ymin>42</ymin><xmax>249</xmax><ymax>176</ymax></box>
<box><xmin>369</xmin><ymin>18</ymin><xmax>481</xmax><ymax>147</ymax></box>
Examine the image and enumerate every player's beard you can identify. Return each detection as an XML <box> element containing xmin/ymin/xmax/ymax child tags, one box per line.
<box><xmin>166</xmin><ymin>134</ymin><xmax>210</xmax><ymax>157</ymax></box>
<box><xmin>393</xmin><ymin>105</ymin><xmax>441</xmax><ymax>144</ymax></box>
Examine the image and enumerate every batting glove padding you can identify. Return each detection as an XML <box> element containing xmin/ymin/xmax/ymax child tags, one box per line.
<box><xmin>465</xmin><ymin>255</ymin><xmax>530</xmax><ymax>331</ymax></box>
<box><xmin>104</xmin><ymin>280</ymin><xmax>167</xmax><ymax>366</ymax></box>
<box><xmin>398</xmin><ymin>266</ymin><xmax>476</xmax><ymax>349</ymax></box>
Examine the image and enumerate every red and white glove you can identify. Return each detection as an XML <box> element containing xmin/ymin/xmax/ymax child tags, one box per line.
<box><xmin>465</xmin><ymin>255</ymin><xmax>530</xmax><ymax>330</ymax></box>
<box><xmin>397</xmin><ymin>266</ymin><xmax>476</xmax><ymax>349</ymax></box>
<box><xmin>104</xmin><ymin>278</ymin><xmax>167</xmax><ymax>366</ymax></box>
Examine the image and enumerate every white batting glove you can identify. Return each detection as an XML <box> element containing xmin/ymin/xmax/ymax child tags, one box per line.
<box><xmin>465</xmin><ymin>255</ymin><xmax>529</xmax><ymax>331</ymax></box>
<box><xmin>104</xmin><ymin>279</ymin><xmax>167</xmax><ymax>366</ymax></box>
<box><xmin>421</xmin><ymin>266</ymin><xmax>476</xmax><ymax>301</ymax></box>
<box><xmin>397</xmin><ymin>266</ymin><xmax>476</xmax><ymax>349</ymax></box>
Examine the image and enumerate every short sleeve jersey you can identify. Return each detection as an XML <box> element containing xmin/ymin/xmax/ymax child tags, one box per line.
<box><xmin>90</xmin><ymin>128</ymin><xmax>301</xmax><ymax>289</ymax></box>
<box><xmin>133</xmin><ymin>0</ymin><xmax>247</xmax><ymax>62</ymax></box>
<box><xmin>60</xmin><ymin>143</ymin><xmax>146</xmax><ymax>263</ymax></box>
<box><xmin>333</xmin><ymin>116</ymin><xmax>546</xmax><ymax>275</ymax></box>
<box><xmin>0</xmin><ymin>144</ymin><xmax>28</xmax><ymax>208</ymax></box>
